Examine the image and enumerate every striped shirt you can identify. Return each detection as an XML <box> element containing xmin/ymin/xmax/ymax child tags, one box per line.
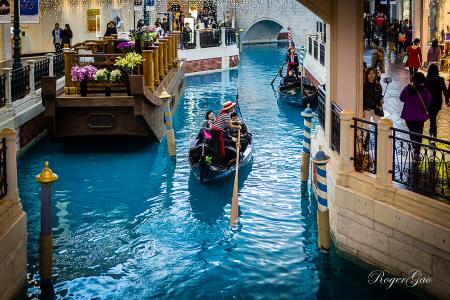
<box><xmin>214</xmin><ymin>112</ymin><xmax>230</xmax><ymax>131</ymax></box>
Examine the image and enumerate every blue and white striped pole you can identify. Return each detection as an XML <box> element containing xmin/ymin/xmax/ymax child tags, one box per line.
<box><xmin>312</xmin><ymin>146</ymin><xmax>331</xmax><ymax>251</ymax></box>
<box><xmin>301</xmin><ymin>104</ymin><xmax>314</xmax><ymax>182</ymax></box>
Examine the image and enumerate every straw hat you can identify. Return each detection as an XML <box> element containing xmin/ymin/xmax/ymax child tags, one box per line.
<box><xmin>222</xmin><ymin>101</ymin><xmax>236</xmax><ymax>111</ymax></box>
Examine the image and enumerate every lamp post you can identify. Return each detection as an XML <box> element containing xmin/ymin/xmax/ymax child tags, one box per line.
<box><xmin>12</xmin><ymin>0</ymin><xmax>22</xmax><ymax>69</ymax></box>
<box><xmin>159</xmin><ymin>89</ymin><xmax>176</xmax><ymax>157</ymax></box>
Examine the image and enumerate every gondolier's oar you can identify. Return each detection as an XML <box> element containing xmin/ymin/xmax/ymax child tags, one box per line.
<box><xmin>270</xmin><ymin>61</ymin><xmax>287</xmax><ymax>85</ymax></box>
<box><xmin>230</xmin><ymin>129</ymin><xmax>241</xmax><ymax>226</ymax></box>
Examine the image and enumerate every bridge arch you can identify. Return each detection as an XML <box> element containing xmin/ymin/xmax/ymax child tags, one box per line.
<box><xmin>243</xmin><ymin>18</ymin><xmax>292</xmax><ymax>45</ymax></box>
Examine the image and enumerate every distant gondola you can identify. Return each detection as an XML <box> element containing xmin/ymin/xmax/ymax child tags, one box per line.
<box><xmin>188</xmin><ymin>129</ymin><xmax>253</xmax><ymax>185</ymax></box>
<box><xmin>278</xmin><ymin>77</ymin><xmax>318</xmax><ymax>107</ymax></box>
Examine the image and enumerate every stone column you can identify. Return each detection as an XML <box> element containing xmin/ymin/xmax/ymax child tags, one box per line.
<box><xmin>2</xmin><ymin>68</ymin><xmax>12</xmax><ymax>105</ymax></box>
<box><xmin>1</xmin><ymin>128</ymin><xmax>19</xmax><ymax>203</ymax></box>
<box><xmin>27</xmin><ymin>60</ymin><xmax>36</xmax><ymax>96</ymax></box>
<box><xmin>196</xmin><ymin>30</ymin><xmax>201</xmax><ymax>49</ymax></box>
<box><xmin>221</xmin><ymin>28</ymin><xmax>226</xmax><ymax>46</ymax></box>
<box><xmin>339</xmin><ymin>109</ymin><xmax>354</xmax><ymax>174</ymax></box>
<box><xmin>376</xmin><ymin>118</ymin><xmax>393</xmax><ymax>187</ymax></box>
<box><xmin>46</xmin><ymin>54</ymin><xmax>54</xmax><ymax>77</ymax></box>
<box><xmin>0</xmin><ymin>24</ymin><xmax>12</xmax><ymax>61</ymax></box>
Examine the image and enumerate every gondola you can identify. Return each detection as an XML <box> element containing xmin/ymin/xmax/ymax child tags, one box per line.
<box><xmin>188</xmin><ymin>129</ymin><xmax>253</xmax><ymax>185</ymax></box>
<box><xmin>277</xmin><ymin>77</ymin><xmax>318</xmax><ymax>107</ymax></box>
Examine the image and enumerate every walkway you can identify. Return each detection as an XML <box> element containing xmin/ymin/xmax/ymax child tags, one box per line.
<box><xmin>364</xmin><ymin>48</ymin><xmax>450</xmax><ymax>143</ymax></box>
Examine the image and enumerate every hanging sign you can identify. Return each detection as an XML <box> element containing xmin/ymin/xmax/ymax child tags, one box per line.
<box><xmin>20</xmin><ymin>0</ymin><xmax>40</xmax><ymax>24</ymax></box>
<box><xmin>0</xmin><ymin>0</ymin><xmax>11</xmax><ymax>24</ymax></box>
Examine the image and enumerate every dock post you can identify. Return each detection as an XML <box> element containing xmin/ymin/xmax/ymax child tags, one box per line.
<box><xmin>151</xmin><ymin>46</ymin><xmax>160</xmax><ymax>86</ymax></box>
<box><xmin>312</xmin><ymin>147</ymin><xmax>331</xmax><ymax>252</ymax></box>
<box><xmin>157</xmin><ymin>43</ymin><xmax>164</xmax><ymax>80</ymax></box>
<box><xmin>172</xmin><ymin>32</ymin><xmax>180</xmax><ymax>67</ymax></box>
<box><xmin>162</xmin><ymin>39</ymin><xmax>169</xmax><ymax>74</ymax></box>
<box><xmin>160</xmin><ymin>90</ymin><xmax>176</xmax><ymax>157</ymax></box>
<box><xmin>301</xmin><ymin>104</ymin><xmax>314</xmax><ymax>182</ymax></box>
<box><xmin>35</xmin><ymin>162</ymin><xmax>58</xmax><ymax>292</ymax></box>
<box><xmin>142</xmin><ymin>50</ymin><xmax>155</xmax><ymax>92</ymax></box>
<box><xmin>64</xmin><ymin>50</ymin><xmax>75</xmax><ymax>87</ymax></box>
<box><xmin>167</xmin><ymin>36</ymin><xmax>173</xmax><ymax>70</ymax></box>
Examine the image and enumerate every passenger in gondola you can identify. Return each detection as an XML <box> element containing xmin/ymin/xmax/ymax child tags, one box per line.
<box><xmin>286</xmin><ymin>47</ymin><xmax>300</xmax><ymax>78</ymax></box>
<box><xmin>227</xmin><ymin>112</ymin><xmax>251</xmax><ymax>152</ymax></box>
<box><xmin>197</xmin><ymin>110</ymin><xmax>215</xmax><ymax>144</ymax></box>
<box><xmin>282</xmin><ymin>70</ymin><xmax>297</xmax><ymax>87</ymax></box>
<box><xmin>211</xmin><ymin>101</ymin><xmax>241</xmax><ymax>164</ymax></box>
<box><xmin>202</xmin><ymin>110</ymin><xmax>215</xmax><ymax>129</ymax></box>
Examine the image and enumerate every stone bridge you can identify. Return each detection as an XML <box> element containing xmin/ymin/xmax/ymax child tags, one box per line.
<box><xmin>235</xmin><ymin>0</ymin><xmax>322</xmax><ymax>47</ymax></box>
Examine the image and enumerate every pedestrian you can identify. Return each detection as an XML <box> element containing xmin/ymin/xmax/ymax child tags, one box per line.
<box><xmin>427</xmin><ymin>40</ymin><xmax>441</xmax><ymax>70</ymax></box>
<box><xmin>52</xmin><ymin>23</ymin><xmax>63</xmax><ymax>53</ymax></box>
<box><xmin>363</xmin><ymin>67</ymin><xmax>384</xmax><ymax>122</ymax></box>
<box><xmin>400</xmin><ymin>72</ymin><xmax>431</xmax><ymax>156</ymax></box>
<box><xmin>104</xmin><ymin>21</ymin><xmax>118</xmax><ymax>37</ymax></box>
<box><xmin>162</xmin><ymin>17</ymin><xmax>169</xmax><ymax>33</ymax></box>
<box><xmin>182</xmin><ymin>23</ymin><xmax>192</xmax><ymax>49</ymax></box>
<box><xmin>370</xmin><ymin>39</ymin><xmax>385</xmax><ymax>80</ymax></box>
<box><xmin>364</xmin><ymin>14</ymin><xmax>374</xmax><ymax>47</ymax></box>
<box><xmin>387</xmin><ymin>23</ymin><xmax>398</xmax><ymax>62</ymax></box>
<box><xmin>405</xmin><ymin>38</ymin><xmax>423</xmax><ymax>81</ymax></box>
<box><xmin>426</xmin><ymin>63</ymin><xmax>449</xmax><ymax>138</ymax></box>
<box><xmin>61</xmin><ymin>24</ymin><xmax>73</xmax><ymax>48</ymax></box>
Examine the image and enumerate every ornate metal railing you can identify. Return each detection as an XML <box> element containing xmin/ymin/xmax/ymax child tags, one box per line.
<box><xmin>200</xmin><ymin>29</ymin><xmax>222</xmax><ymax>48</ymax></box>
<box><xmin>0</xmin><ymin>74</ymin><xmax>6</xmax><ymax>108</ymax></box>
<box><xmin>225</xmin><ymin>28</ymin><xmax>236</xmax><ymax>45</ymax></box>
<box><xmin>11</xmin><ymin>66</ymin><xmax>30</xmax><ymax>101</ymax></box>
<box><xmin>177</xmin><ymin>30</ymin><xmax>196</xmax><ymax>49</ymax></box>
<box><xmin>308</xmin><ymin>37</ymin><xmax>312</xmax><ymax>55</ymax></box>
<box><xmin>352</xmin><ymin>118</ymin><xmax>377</xmax><ymax>174</ymax></box>
<box><xmin>391</xmin><ymin>127</ymin><xmax>450</xmax><ymax>200</ymax></box>
<box><xmin>53</xmin><ymin>52</ymin><xmax>65</xmax><ymax>79</ymax></box>
<box><xmin>313</xmin><ymin>40</ymin><xmax>318</xmax><ymax>60</ymax></box>
<box><xmin>317</xmin><ymin>85</ymin><xmax>326</xmax><ymax>129</ymax></box>
<box><xmin>331</xmin><ymin>102</ymin><xmax>341</xmax><ymax>154</ymax></box>
<box><xmin>34</xmin><ymin>58</ymin><xmax>50</xmax><ymax>90</ymax></box>
<box><xmin>0</xmin><ymin>138</ymin><xmax>7</xmax><ymax>200</ymax></box>
<box><xmin>320</xmin><ymin>43</ymin><xmax>325</xmax><ymax>66</ymax></box>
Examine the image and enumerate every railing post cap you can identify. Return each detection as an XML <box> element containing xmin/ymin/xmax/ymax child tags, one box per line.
<box><xmin>378</xmin><ymin>117</ymin><xmax>393</xmax><ymax>128</ymax></box>
<box><xmin>0</xmin><ymin>128</ymin><xmax>16</xmax><ymax>137</ymax></box>
<box><xmin>26</xmin><ymin>59</ymin><xmax>36</xmax><ymax>64</ymax></box>
<box><xmin>340</xmin><ymin>108</ymin><xmax>354</xmax><ymax>120</ymax></box>
<box><xmin>312</xmin><ymin>145</ymin><xmax>330</xmax><ymax>164</ymax></box>
<box><xmin>35</xmin><ymin>161</ymin><xmax>58</xmax><ymax>184</ymax></box>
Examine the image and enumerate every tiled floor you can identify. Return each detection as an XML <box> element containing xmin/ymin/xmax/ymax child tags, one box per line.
<box><xmin>364</xmin><ymin>48</ymin><xmax>450</xmax><ymax>143</ymax></box>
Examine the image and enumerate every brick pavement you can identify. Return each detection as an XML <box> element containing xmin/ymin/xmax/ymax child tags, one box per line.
<box><xmin>364</xmin><ymin>48</ymin><xmax>450</xmax><ymax>143</ymax></box>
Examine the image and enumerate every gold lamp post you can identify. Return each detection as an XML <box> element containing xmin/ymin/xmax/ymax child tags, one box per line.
<box><xmin>160</xmin><ymin>89</ymin><xmax>176</xmax><ymax>157</ymax></box>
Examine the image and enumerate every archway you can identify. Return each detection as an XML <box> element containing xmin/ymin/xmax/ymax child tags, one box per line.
<box><xmin>243</xmin><ymin>18</ymin><xmax>288</xmax><ymax>44</ymax></box>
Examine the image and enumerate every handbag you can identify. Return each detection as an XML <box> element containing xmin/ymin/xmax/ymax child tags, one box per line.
<box><xmin>411</xmin><ymin>84</ymin><xmax>429</xmax><ymax>116</ymax></box>
<box><xmin>403</xmin><ymin>54</ymin><xmax>409</xmax><ymax>64</ymax></box>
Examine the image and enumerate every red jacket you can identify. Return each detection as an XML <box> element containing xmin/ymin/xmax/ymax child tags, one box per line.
<box><xmin>406</xmin><ymin>46</ymin><xmax>422</xmax><ymax>68</ymax></box>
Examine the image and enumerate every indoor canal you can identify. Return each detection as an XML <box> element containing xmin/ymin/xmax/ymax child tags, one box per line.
<box><xmin>18</xmin><ymin>44</ymin><xmax>421</xmax><ymax>299</ymax></box>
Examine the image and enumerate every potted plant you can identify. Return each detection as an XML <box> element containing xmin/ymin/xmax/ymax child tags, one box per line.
<box><xmin>70</xmin><ymin>64</ymin><xmax>97</xmax><ymax>97</ymax></box>
<box><xmin>114</xmin><ymin>53</ymin><xmax>142</xmax><ymax>95</ymax></box>
<box><xmin>116</xmin><ymin>41</ymin><xmax>135</xmax><ymax>53</ymax></box>
<box><xmin>93</xmin><ymin>69</ymin><xmax>122</xmax><ymax>96</ymax></box>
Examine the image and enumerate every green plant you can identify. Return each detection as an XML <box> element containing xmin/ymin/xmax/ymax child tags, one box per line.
<box><xmin>93</xmin><ymin>68</ymin><xmax>110</xmax><ymax>82</ymax></box>
<box><xmin>114</xmin><ymin>53</ymin><xmax>143</xmax><ymax>75</ymax></box>
<box><xmin>110</xmin><ymin>69</ymin><xmax>122</xmax><ymax>83</ymax></box>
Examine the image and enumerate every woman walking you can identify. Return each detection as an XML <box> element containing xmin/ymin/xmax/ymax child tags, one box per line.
<box><xmin>400</xmin><ymin>72</ymin><xmax>431</xmax><ymax>156</ymax></box>
<box><xmin>362</xmin><ymin>68</ymin><xmax>383</xmax><ymax>149</ymax></box>
<box><xmin>405</xmin><ymin>38</ymin><xmax>422</xmax><ymax>81</ymax></box>
<box><xmin>426</xmin><ymin>64</ymin><xmax>449</xmax><ymax>138</ymax></box>
<box><xmin>427</xmin><ymin>40</ymin><xmax>441</xmax><ymax>69</ymax></box>
<box><xmin>62</xmin><ymin>24</ymin><xmax>73</xmax><ymax>48</ymax></box>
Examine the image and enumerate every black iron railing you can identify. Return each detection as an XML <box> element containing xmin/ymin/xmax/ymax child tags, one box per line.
<box><xmin>225</xmin><ymin>28</ymin><xmax>236</xmax><ymax>45</ymax></box>
<box><xmin>308</xmin><ymin>37</ymin><xmax>312</xmax><ymax>55</ymax></box>
<box><xmin>34</xmin><ymin>58</ymin><xmax>50</xmax><ymax>90</ymax></box>
<box><xmin>331</xmin><ymin>102</ymin><xmax>341</xmax><ymax>154</ymax></box>
<box><xmin>179</xmin><ymin>30</ymin><xmax>196</xmax><ymax>49</ymax></box>
<box><xmin>313</xmin><ymin>40</ymin><xmax>318</xmax><ymax>60</ymax></box>
<box><xmin>0</xmin><ymin>138</ymin><xmax>7</xmax><ymax>200</ymax></box>
<box><xmin>320</xmin><ymin>43</ymin><xmax>325</xmax><ymax>66</ymax></box>
<box><xmin>352</xmin><ymin>118</ymin><xmax>377</xmax><ymax>174</ymax></box>
<box><xmin>11</xmin><ymin>66</ymin><xmax>30</xmax><ymax>101</ymax></box>
<box><xmin>0</xmin><ymin>74</ymin><xmax>6</xmax><ymax>108</ymax></box>
<box><xmin>53</xmin><ymin>52</ymin><xmax>65</xmax><ymax>79</ymax></box>
<box><xmin>200</xmin><ymin>29</ymin><xmax>222</xmax><ymax>48</ymax></box>
<box><xmin>391</xmin><ymin>127</ymin><xmax>450</xmax><ymax>200</ymax></box>
<box><xmin>317</xmin><ymin>85</ymin><xmax>326</xmax><ymax>129</ymax></box>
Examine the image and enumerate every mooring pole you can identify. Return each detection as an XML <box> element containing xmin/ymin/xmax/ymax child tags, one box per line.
<box><xmin>35</xmin><ymin>162</ymin><xmax>58</xmax><ymax>291</ymax></box>
<box><xmin>300</xmin><ymin>104</ymin><xmax>314</xmax><ymax>182</ymax></box>
<box><xmin>160</xmin><ymin>89</ymin><xmax>176</xmax><ymax>157</ymax></box>
<box><xmin>312</xmin><ymin>147</ymin><xmax>331</xmax><ymax>252</ymax></box>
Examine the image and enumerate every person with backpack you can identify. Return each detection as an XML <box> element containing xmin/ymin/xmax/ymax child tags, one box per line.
<box><xmin>370</xmin><ymin>39</ymin><xmax>385</xmax><ymax>80</ymax></box>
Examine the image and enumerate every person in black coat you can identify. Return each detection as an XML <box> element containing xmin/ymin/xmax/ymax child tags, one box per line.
<box><xmin>104</xmin><ymin>21</ymin><xmax>118</xmax><ymax>37</ymax></box>
<box><xmin>426</xmin><ymin>63</ymin><xmax>449</xmax><ymax>138</ymax></box>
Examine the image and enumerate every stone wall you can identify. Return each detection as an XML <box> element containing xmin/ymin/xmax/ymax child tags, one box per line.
<box><xmin>311</xmin><ymin>127</ymin><xmax>450</xmax><ymax>299</ymax></box>
<box><xmin>184</xmin><ymin>57</ymin><xmax>222</xmax><ymax>73</ymax></box>
<box><xmin>19</xmin><ymin>113</ymin><xmax>47</xmax><ymax>149</ymax></box>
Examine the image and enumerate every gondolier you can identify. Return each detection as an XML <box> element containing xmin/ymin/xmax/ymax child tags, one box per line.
<box><xmin>285</xmin><ymin>47</ymin><xmax>300</xmax><ymax>78</ymax></box>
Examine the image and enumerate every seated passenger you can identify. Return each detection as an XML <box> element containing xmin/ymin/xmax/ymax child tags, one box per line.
<box><xmin>227</xmin><ymin>112</ymin><xmax>251</xmax><ymax>152</ymax></box>
<box><xmin>202</xmin><ymin>110</ymin><xmax>216</xmax><ymax>129</ymax></box>
<box><xmin>284</xmin><ymin>70</ymin><xmax>297</xmax><ymax>85</ymax></box>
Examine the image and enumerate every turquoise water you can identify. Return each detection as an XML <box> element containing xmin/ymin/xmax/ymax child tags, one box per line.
<box><xmin>18</xmin><ymin>44</ymin><xmax>420</xmax><ymax>299</ymax></box>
